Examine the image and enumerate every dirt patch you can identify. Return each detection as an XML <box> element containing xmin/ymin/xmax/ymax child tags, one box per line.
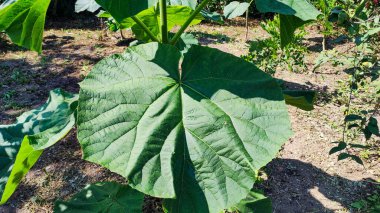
<box><xmin>0</xmin><ymin>16</ymin><xmax>378</xmax><ymax>212</ymax></box>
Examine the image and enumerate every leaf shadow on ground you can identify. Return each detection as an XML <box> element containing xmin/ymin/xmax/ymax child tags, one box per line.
<box><xmin>191</xmin><ymin>31</ymin><xmax>233</xmax><ymax>45</ymax></box>
<box><xmin>306</xmin><ymin>36</ymin><xmax>351</xmax><ymax>53</ymax></box>
<box><xmin>45</xmin><ymin>15</ymin><xmax>101</xmax><ymax>31</ymax></box>
<box><xmin>0</xmin><ymin>34</ymin><xmax>104</xmax><ymax>123</ymax></box>
<box><xmin>280</xmin><ymin>79</ymin><xmax>333</xmax><ymax>106</ymax></box>
<box><xmin>259</xmin><ymin>158</ymin><xmax>376</xmax><ymax>213</ymax></box>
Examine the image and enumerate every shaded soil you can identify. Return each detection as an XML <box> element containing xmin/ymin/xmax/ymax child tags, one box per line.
<box><xmin>0</xmin><ymin>16</ymin><xmax>379</xmax><ymax>212</ymax></box>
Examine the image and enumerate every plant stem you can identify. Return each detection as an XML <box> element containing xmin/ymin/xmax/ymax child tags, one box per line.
<box><xmin>131</xmin><ymin>16</ymin><xmax>160</xmax><ymax>42</ymax></box>
<box><xmin>245</xmin><ymin>8</ymin><xmax>249</xmax><ymax>41</ymax></box>
<box><xmin>159</xmin><ymin>0</ymin><xmax>168</xmax><ymax>43</ymax></box>
<box><xmin>170</xmin><ymin>0</ymin><xmax>211</xmax><ymax>45</ymax></box>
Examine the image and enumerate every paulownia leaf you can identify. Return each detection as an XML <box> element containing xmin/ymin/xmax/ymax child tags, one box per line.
<box><xmin>120</xmin><ymin>6</ymin><xmax>203</xmax><ymax>42</ymax></box>
<box><xmin>228</xmin><ymin>189</ymin><xmax>272</xmax><ymax>213</ymax></box>
<box><xmin>279</xmin><ymin>15</ymin><xmax>306</xmax><ymax>48</ymax></box>
<box><xmin>95</xmin><ymin>0</ymin><xmax>156</xmax><ymax>23</ymax></box>
<box><xmin>0</xmin><ymin>89</ymin><xmax>78</xmax><ymax>205</ymax></box>
<box><xmin>255</xmin><ymin>0</ymin><xmax>321</xmax><ymax>21</ymax></box>
<box><xmin>77</xmin><ymin>43</ymin><xmax>292</xmax><ymax>213</ymax></box>
<box><xmin>255</xmin><ymin>0</ymin><xmax>321</xmax><ymax>47</ymax></box>
<box><xmin>54</xmin><ymin>182</ymin><xmax>144</xmax><ymax>212</ymax></box>
<box><xmin>0</xmin><ymin>0</ymin><xmax>15</xmax><ymax>10</ymax></box>
<box><xmin>169</xmin><ymin>0</ymin><xmax>197</xmax><ymax>9</ymax></box>
<box><xmin>223</xmin><ymin>1</ymin><xmax>250</xmax><ymax>19</ymax></box>
<box><xmin>75</xmin><ymin>0</ymin><xmax>101</xmax><ymax>13</ymax></box>
<box><xmin>173</xmin><ymin>33</ymin><xmax>199</xmax><ymax>53</ymax></box>
<box><xmin>0</xmin><ymin>0</ymin><xmax>51</xmax><ymax>53</ymax></box>
<box><xmin>283</xmin><ymin>90</ymin><xmax>316</xmax><ymax>111</ymax></box>
<box><xmin>201</xmin><ymin>10</ymin><xmax>224</xmax><ymax>24</ymax></box>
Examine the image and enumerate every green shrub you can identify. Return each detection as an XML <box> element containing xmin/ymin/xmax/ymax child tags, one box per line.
<box><xmin>242</xmin><ymin>15</ymin><xmax>308</xmax><ymax>75</ymax></box>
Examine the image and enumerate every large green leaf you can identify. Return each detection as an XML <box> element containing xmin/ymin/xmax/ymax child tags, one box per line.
<box><xmin>54</xmin><ymin>182</ymin><xmax>144</xmax><ymax>213</ymax></box>
<box><xmin>120</xmin><ymin>6</ymin><xmax>203</xmax><ymax>42</ymax></box>
<box><xmin>279</xmin><ymin>15</ymin><xmax>306</xmax><ymax>47</ymax></box>
<box><xmin>77</xmin><ymin>43</ymin><xmax>292</xmax><ymax>212</ymax></box>
<box><xmin>0</xmin><ymin>0</ymin><xmax>16</xmax><ymax>10</ymax></box>
<box><xmin>228</xmin><ymin>189</ymin><xmax>272</xmax><ymax>213</ymax></box>
<box><xmin>223</xmin><ymin>1</ymin><xmax>250</xmax><ymax>19</ymax></box>
<box><xmin>255</xmin><ymin>0</ymin><xmax>321</xmax><ymax>21</ymax></box>
<box><xmin>0</xmin><ymin>89</ymin><xmax>78</xmax><ymax>205</ymax></box>
<box><xmin>255</xmin><ymin>0</ymin><xmax>321</xmax><ymax>47</ymax></box>
<box><xmin>75</xmin><ymin>0</ymin><xmax>100</xmax><ymax>13</ymax></box>
<box><xmin>169</xmin><ymin>0</ymin><xmax>197</xmax><ymax>9</ymax></box>
<box><xmin>95</xmin><ymin>0</ymin><xmax>156</xmax><ymax>23</ymax></box>
<box><xmin>0</xmin><ymin>0</ymin><xmax>51</xmax><ymax>53</ymax></box>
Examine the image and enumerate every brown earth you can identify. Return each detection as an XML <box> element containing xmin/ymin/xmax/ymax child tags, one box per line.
<box><xmin>0</xmin><ymin>16</ymin><xmax>379</xmax><ymax>213</ymax></box>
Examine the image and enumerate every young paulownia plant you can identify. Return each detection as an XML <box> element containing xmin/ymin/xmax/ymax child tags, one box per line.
<box><xmin>0</xmin><ymin>0</ymin><xmax>321</xmax><ymax>212</ymax></box>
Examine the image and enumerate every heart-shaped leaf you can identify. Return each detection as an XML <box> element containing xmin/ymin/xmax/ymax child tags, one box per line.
<box><xmin>54</xmin><ymin>182</ymin><xmax>144</xmax><ymax>212</ymax></box>
<box><xmin>0</xmin><ymin>89</ymin><xmax>78</xmax><ymax>205</ymax></box>
<box><xmin>0</xmin><ymin>0</ymin><xmax>51</xmax><ymax>53</ymax></box>
<box><xmin>77</xmin><ymin>43</ymin><xmax>292</xmax><ymax>212</ymax></box>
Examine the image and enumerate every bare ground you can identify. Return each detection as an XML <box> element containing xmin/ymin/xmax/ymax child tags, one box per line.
<box><xmin>0</xmin><ymin>16</ymin><xmax>378</xmax><ymax>213</ymax></box>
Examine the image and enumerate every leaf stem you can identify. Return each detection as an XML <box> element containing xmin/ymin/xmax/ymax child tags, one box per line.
<box><xmin>131</xmin><ymin>16</ymin><xmax>160</xmax><ymax>42</ymax></box>
<box><xmin>170</xmin><ymin>0</ymin><xmax>211</xmax><ymax>45</ymax></box>
<box><xmin>159</xmin><ymin>0</ymin><xmax>168</xmax><ymax>43</ymax></box>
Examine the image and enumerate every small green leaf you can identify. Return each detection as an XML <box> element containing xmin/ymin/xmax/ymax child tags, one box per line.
<box><xmin>338</xmin><ymin>153</ymin><xmax>364</xmax><ymax>165</ymax></box>
<box><xmin>345</xmin><ymin>114</ymin><xmax>363</xmax><ymax>122</ymax></box>
<box><xmin>337</xmin><ymin>152</ymin><xmax>351</xmax><ymax>161</ymax></box>
<box><xmin>223</xmin><ymin>1</ymin><xmax>250</xmax><ymax>19</ymax></box>
<box><xmin>349</xmin><ymin>143</ymin><xmax>369</xmax><ymax>149</ymax></box>
<box><xmin>350</xmin><ymin>155</ymin><xmax>364</xmax><ymax>165</ymax></box>
<box><xmin>367</xmin><ymin>117</ymin><xmax>379</xmax><ymax>136</ymax></box>
<box><xmin>363</xmin><ymin>126</ymin><xmax>373</xmax><ymax>140</ymax></box>
<box><xmin>348</xmin><ymin>123</ymin><xmax>360</xmax><ymax>129</ymax></box>
<box><xmin>329</xmin><ymin>142</ymin><xmax>347</xmax><ymax>155</ymax></box>
<box><xmin>54</xmin><ymin>182</ymin><xmax>144</xmax><ymax>213</ymax></box>
<box><xmin>0</xmin><ymin>89</ymin><xmax>78</xmax><ymax>205</ymax></box>
<box><xmin>0</xmin><ymin>0</ymin><xmax>51</xmax><ymax>53</ymax></box>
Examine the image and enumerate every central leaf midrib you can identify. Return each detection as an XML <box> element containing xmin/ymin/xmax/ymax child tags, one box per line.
<box><xmin>125</xmin><ymin>84</ymin><xmax>181</xmax><ymax>185</ymax></box>
<box><xmin>180</xmin><ymin>83</ymin><xmax>255</xmax><ymax>169</ymax></box>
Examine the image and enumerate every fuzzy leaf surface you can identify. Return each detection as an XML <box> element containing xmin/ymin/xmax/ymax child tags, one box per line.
<box><xmin>77</xmin><ymin>43</ymin><xmax>292</xmax><ymax>213</ymax></box>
